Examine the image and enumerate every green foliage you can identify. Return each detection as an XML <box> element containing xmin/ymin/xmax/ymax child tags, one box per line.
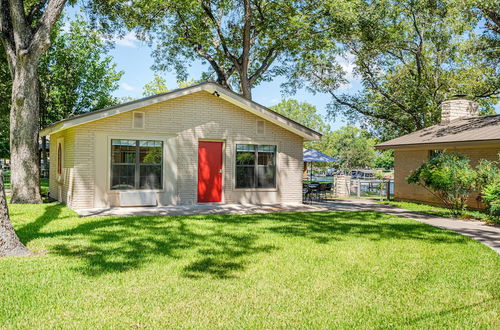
<box><xmin>482</xmin><ymin>180</ymin><xmax>500</xmax><ymax>221</ymax></box>
<box><xmin>0</xmin><ymin>16</ymin><xmax>123</xmax><ymax>157</ymax></box>
<box><xmin>142</xmin><ymin>147</ymin><xmax>162</xmax><ymax>164</ymax></box>
<box><xmin>177</xmin><ymin>79</ymin><xmax>198</xmax><ymax>88</ymax></box>
<box><xmin>374</xmin><ymin>150</ymin><xmax>394</xmax><ymax>169</ymax></box>
<box><xmin>476</xmin><ymin>158</ymin><xmax>500</xmax><ymax>191</ymax></box>
<box><xmin>321</xmin><ymin>126</ymin><xmax>376</xmax><ymax>170</ymax></box>
<box><xmin>476</xmin><ymin>155</ymin><xmax>500</xmax><ymax>221</ymax></box>
<box><xmin>86</xmin><ymin>0</ymin><xmax>333</xmax><ymax>98</ymax></box>
<box><xmin>39</xmin><ymin>17</ymin><xmax>123</xmax><ymax>127</ymax></box>
<box><xmin>293</xmin><ymin>0</ymin><xmax>499</xmax><ymax>140</ymax></box>
<box><xmin>142</xmin><ymin>74</ymin><xmax>169</xmax><ymax>96</ymax></box>
<box><xmin>407</xmin><ymin>152</ymin><xmax>477</xmax><ymax>216</ymax></box>
<box><xmin>270</xmin><ymin>99</ymin><xmax>330</xmax><ymax>134</ymax></box>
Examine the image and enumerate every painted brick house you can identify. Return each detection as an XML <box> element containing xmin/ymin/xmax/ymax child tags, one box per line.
<box><xmin>40</xmin><ymin>82</ymin><xmax>321</xmax><ymax>210</ymax></box>
<box><xmin>376</xmin><ymin>97</ymin><xmax>500</xmax><ymax>209</ymax></box>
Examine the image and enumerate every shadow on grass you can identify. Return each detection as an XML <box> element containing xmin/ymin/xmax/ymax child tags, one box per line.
<box><xmin>16</xmin><ymin>203</ymin><xmax>65</xmax><ymax>243</ymax></box>
<box><xmin>18</xmin><ymin>209</ymin><xmax>469</xmax><ymax>278</ymax></box>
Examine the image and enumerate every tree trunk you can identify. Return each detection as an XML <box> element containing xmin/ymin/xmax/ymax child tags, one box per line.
<box><xmin>41</xmin><ymin>135</ymin><xmax>48</xmax><ymax>178</ymax></box>
<box><xmin>9</xmin><ymin>58</ymin><xmax>42</xmax><ymax>204</ymax></box>
<box><xmin>0</xmin><ymin>168</ymin><xmax>31</xmax><ymax>257</ymax></box>
<box><xmin>240</xmin><ymin>76</ymin><xmax>252</xmax><ymax>100</ymax></box>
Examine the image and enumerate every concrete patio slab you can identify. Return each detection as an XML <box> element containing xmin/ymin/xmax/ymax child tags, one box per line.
<box><xmin>76</xmin><ymin>203</ymin><xmax>330</xmax><ymax>217</ymax></box>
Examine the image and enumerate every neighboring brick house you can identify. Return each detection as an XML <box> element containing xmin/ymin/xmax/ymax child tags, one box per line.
<box><xmin>40</xmin><ymin>82</ymin><xmax>321</xmax><ymax>210</ymax></box>
<box><xmin>376</xmin><ymin>97</ymin><xmax>500</xmax><ymax>209</ymax></box>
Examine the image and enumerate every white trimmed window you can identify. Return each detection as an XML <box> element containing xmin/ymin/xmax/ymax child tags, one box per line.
<box><xmin>235</xmin><ymin>144</ymin><xmax>276</xmax><ymax>188</ymax></box>
<box><xmin>111</xmin><ymin>139</ymin><xmax>163</xmax><ymax>190</ymax></box>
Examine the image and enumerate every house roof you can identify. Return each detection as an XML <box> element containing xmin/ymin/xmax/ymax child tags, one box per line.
<box><xmin>376</xmin><ymin>114</ymin><xmax>500</xmax><ymax>149</ymax></box>
<box><xmin>40</xmin><ymin>82</ymin><xmax>321</xmax><ymax>141</ymax></box>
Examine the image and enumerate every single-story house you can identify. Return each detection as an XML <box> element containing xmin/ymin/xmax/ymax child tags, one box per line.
<box><xmin>376</xmin><ymin>97</ymin><xmax>500</xmax><ymax>209</ymax></box>
<box><xmin>40</xmin><ymin>82</ymin><xmax>321</xmax><ymax>210</ymax></box>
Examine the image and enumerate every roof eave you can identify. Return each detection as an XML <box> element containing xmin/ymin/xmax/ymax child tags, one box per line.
<box><xmin>376</xmin><ymin>138</ymin><xmax>500</xmax><ymax>150</ymax></box>
<box><xmin>40</xmin><ymin>82</ymin><xmax>321</xmax><ymax>141</ymax></box>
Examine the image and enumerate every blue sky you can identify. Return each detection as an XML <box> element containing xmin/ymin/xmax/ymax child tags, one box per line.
<box><xmin>107</xmin><ymin>33</ymin><xmax>358</xmax><ymax>131</ymax></box>
<box><xmin>67</xmin><ymin>5</ymin><xmax>497</xmax><ymax>131</ymax></box>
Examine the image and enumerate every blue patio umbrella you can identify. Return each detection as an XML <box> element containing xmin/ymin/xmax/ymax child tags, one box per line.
<box><xmin>303</xmin><ymin>148</ymin><xmax>336</xmax><ymax>181</ymax></box>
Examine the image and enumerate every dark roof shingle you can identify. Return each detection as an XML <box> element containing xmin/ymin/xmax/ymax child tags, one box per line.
<box><xmin>376</xmin><ymin>115</ymin><xmax>500</xmax><ymax>149</ymax></box>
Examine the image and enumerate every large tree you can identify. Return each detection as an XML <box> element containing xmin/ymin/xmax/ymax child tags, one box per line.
<box><xmin>270</xmin><ymin>99</ymin><xmax>331</xmax><ymax>150</ymax></box>
<box><xmin>87</xmin><ymin>0</ymin><xmax>334</xmax><ymax>99</ymax></box>
<box><xmin>0</xmin><ymin>0</ymin><xmax>68</xmax><ymax>204</ymax></box>
<box><xmin>142</xmin><ymin>74</ymin><xmax>169</xmax><ymax>97</ymax></box>
<box><xmin>322</xmin><ymin>126</ymin><xmax>376</xmax><ymax>171</ymax></box>
<box><xmin>270</xmin><ymin>99</ymin><xmax>330</xmax><ymax>134</ymax></box>
<box><xmin>293</xmin><ymin>0</ymin><xmax>499</xmax><ymax>139</ymax></box>
<box><xmin>0</xmin><ymin>0</ymin><xmax>69</xmax><ymax>256</ymax></box>
<box><xmin>38</xmin><ymin>17</ymin><xmax>122</xmax><ymax>172</ymax></box>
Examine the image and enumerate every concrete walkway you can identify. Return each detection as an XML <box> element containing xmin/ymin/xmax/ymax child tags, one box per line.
<box><xmin>77</xmin><ymin>199</ymin><xmax>500</xmax><ymax>254</ymax></box>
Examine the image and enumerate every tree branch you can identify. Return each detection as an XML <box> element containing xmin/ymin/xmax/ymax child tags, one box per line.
<box><xmin>27</xmin><ymin>0</ymin><xmax>48</xmax><ymax>25</ymax></box>
<box><xmin>31</xmin><ymin>0</ymin><xmax>66</xmax><ymax>59</ymax></box>
<box><xmin>328</xmin><ymin>89</ymin><xmax>412</xmax><ymax>131</ymax></box>
<box><xmin>201</xmin><ymin>0</ymin><xmax>238</xmax><ymax>65</ymax></box>
<box><xmin>175</xmin><ymin>8</ymin><xmax>233</xmax><ymax>88</ymax></box>
<box><xmin>249</xmin><ymin>48</ymin><xmax>277</xmax><ymax>84</ymax></box>
<box><xmin>8</xmin><ymin>0</ymin><xmax>31</xmax><ymax>52</ymax></box>
<box><xmin>0</xmin><ymin>0</ymin><xmax>17</xmax><ymax>72</ymax></box>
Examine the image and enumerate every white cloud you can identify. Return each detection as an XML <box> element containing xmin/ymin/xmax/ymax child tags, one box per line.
<box><xmin>337</xmin><ymin>53</ymin><xmax>356</xmax><ymax>81</ymax></box>
<box><xmin>121</xmin><ymin>82</ymin><xmax>136</xmax><ymax>91</ymax></box>
<box><xmin>337</xmin><ymin>82</ymin><xmax>353</xmax><ymax>91</ymax></box>
<box><xmin>113</xmin><ymin>32</ymin><xmax>139</xmax><ymax>48</ymax></box>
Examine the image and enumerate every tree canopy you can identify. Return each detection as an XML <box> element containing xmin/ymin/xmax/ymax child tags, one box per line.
<box><xmin>0</xmin><ymin>17</ymin><xmax>123</xmax><ymax>157</ymax></box>
<box><xmin>86</xmin><ymin>0</ymin><xmax>336</xmax><ymax>99</ymax></box>
<box><xmin>318</xmin><ymin>126</ymin><xmax>376</xmax><ymax>170</ymax></box>
<box><xmin>39</xmin><ymin>17</ymin><xmax>123</xmax><ymax>128</ymax></box>
<box><xmin>291</xmin><ymin>0</ymin><xmax>499</xmax><ymax>139</ymax></box>
<box><xmin>142</xmin><ymin>74</ymin><xmax>169</xmax><ymax>97</ymax></box>
<box><xmin>270</xmin><ymin>99</ymin><xmax>330</xmax><ymax>134</ymax></box>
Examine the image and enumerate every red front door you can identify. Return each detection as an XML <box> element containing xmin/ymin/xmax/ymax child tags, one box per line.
<box><xmin>197</xmin><ymin>141</ymin><xmax>223</xmax><ymax>203</ymax></box>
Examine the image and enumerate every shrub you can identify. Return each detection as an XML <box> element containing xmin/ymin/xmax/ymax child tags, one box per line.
<box><xmin>482</xmin><ymin>180</ymin><xmax>500</xmax><ymax>221</ymax></box>
<box><xmin>476</xmin><ymin>155</ymin><xmax>500</xmax><ymax>221</ymax></box>
<box><xmin>407</xmin><ymin>152</ymin><xmax>477</xmax><ymax>216</ymax></box>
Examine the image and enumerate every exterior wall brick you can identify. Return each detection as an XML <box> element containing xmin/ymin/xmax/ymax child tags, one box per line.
<box><xmin>48</xmin><ymin>91</ymin><xmax>305</xmax><ymax>209</ymax></box>
<box><xmin>394</xmin><ymin>145</ymin><xmax>500</xmax><ymax>209</ymax></box>
<box><xmin>440</xmin><ymin>99</ymin><xmax>479</xmax><ymax>124</ymax></box>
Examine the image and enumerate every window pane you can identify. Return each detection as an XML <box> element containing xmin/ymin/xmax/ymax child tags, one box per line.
<box><xmin>236</xmin><ymin>144</ymin><xmax>255</xmax><ymax>152</ymax></box>
<box><xmin>111</xmin><ymin>164</ymin><xmax>135</xmax><ymax>189</ymax></box>
<box><xmin>257</xmin><ymin>166</ymin><xmax>276</xmax><ymax>188</ymax></box>
<box><xmin>257</xmin><ymin>145</ymin><xmax>276</xmax><ymax>152</ymax></box>
<box><xmin>140</xmin><ymin>165</ymin><xmax>162</xmax><ymax>189</ymax></box>
<box><xmin>236</xmin><ymin>151</ymin><xmax>255</xmax><ymax>166</ymax></box>
<box><xmin>258</xmin><ymin>151</ymin><xmax>275</xmax><ymax>166</ymax></box>
<box><xmin>112</xmin><ymin>140</ymin><xmax>136</xmax><ymax>164</ymax></box>
<box><xmin>139</xmin><ymin>141</ymin><xmax>162</xmax><ymax>164</ymax></box>
<box><xmin>236</xmin><ymin>166</ymin><xmax>255</xmax><ymax>188</ymax></box>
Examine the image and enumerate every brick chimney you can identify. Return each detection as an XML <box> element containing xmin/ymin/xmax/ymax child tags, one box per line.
<box><xmin>440</xmin><ymin>95</ymin><xmax>479</xmax><ymax>124</ymax></box>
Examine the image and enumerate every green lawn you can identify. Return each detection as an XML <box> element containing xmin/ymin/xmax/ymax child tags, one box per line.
<box><xmin>1</xmin><ymin>203</ymin><xmax>499</xmax><ymax>328</ymax></box>
<box><xmin>378</xmin><ymin>200</ymin><xmax>497</xmax><ymax>223</ymax></box>
<box><xmin>3</xmin><ymin>171</ymin><xmax>50</xmax><ymax>196</ymax></box>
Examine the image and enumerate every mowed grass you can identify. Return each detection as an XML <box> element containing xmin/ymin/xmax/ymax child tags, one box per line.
<box><xmin>378</xmin><ymin>200</ymin><xmax>497</xmax><ymax>223</ymax></box>
<box><xmin>1</xmin><ymin>203</ymin><xmax>499</xmax><ymax>328</ymax></box>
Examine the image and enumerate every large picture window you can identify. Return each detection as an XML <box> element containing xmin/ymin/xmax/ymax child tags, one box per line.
<box><xmin>235</xmin><ymin>144</ymin><xmax>276</xmax><ymax>189</ymax></box>
<box><xmin>111</xmin><ymin>139</ymin><xmax>163</xmax><ymax>190</ymax></box>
